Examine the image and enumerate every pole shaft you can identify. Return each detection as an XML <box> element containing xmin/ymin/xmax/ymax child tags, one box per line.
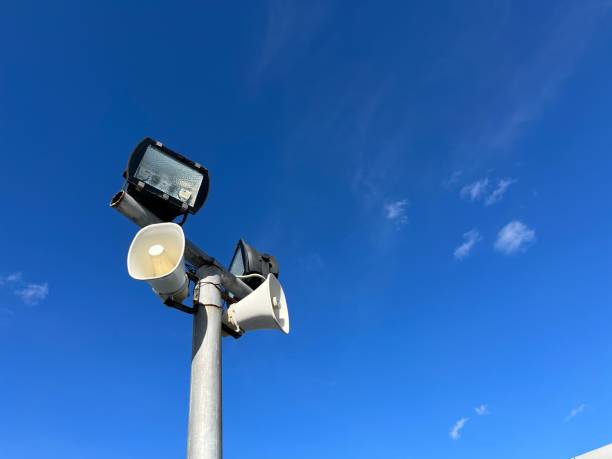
<box><xmin>187</xmin><ymin>270</ymin><xmax>223</xmax><ymax>459</ymax></box>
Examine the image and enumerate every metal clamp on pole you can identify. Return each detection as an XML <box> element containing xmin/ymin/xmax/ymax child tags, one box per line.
<box><xmin>163</xmin><ymin>298</ymin><xmax>243</xmax><ymax>340</ymax></box>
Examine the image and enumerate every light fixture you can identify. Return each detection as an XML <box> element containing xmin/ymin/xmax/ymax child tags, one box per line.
<box><xmin>124</xmin><ymin>137</ymin><xmax>210</xmax><ymax>221</ymax></box>
<box><xmin>228</xmin><ymin>240</ymin><xmax>279</xmax><ymax>290</ymax></box>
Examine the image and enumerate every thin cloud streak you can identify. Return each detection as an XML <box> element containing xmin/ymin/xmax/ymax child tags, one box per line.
<box><xmin>1</xmin><ymin>271</ymin><xmax>50</xmax><ymax>310</ymax></box>
<box><xmin>0</xmin><ymin>272</ymin><xmax>22</xmax><ymax>285</ymax></box>
<box><xmin>460</xmin><ymin>178</ymin><xmax>489</xmax><ymax>201</ymax></box>
<box><xmin>384</xmin><ymin>199</ymin><xmax>409</xmax><ymax>225</ymax></box>
<box><xmin>485</xmin><ymin>178</ymin><xmax>516</xmax><ymax>206</ymax></box>
<box><xmin>459</xmin><ymin>176</ymin><xmax>516</xmax><ymax>206</ymax></box>
<box><xmin>253</xmin><ymin>0</ymin><xmax>331</xmax><ymax>82</ymax></box>
<box><xmin>449</xmin><ymin>417</ymin><xmax>469</xmax><ymax>440</ymax></box>
<box><xmin>454</xmin><ymin>229</ymin><xmax>481</xmax><ymax>260</ymax></box>
<box><xmin>475</xmin><ymin>404</ymin><xmax>489</xmax><ymax>416</ymax></box>
<box><xmin>349</xmin><ymin>128</ymin><xmax>412</xmax><ymax>235</ymax></box>
<box><xmin>442</xmin><ymin>170</ymin><xmax>464</xmax><ymax>188</ymax></box>
<box><xmin>481</xmin><ymin>2</ymin><xmax>612</xmax><ymax>149</ymax></box>
<box><xmin>15</xmin><ymin>283</ymin><xmax>49</xmax><ymax>305</ymax></box>
<box><xmin>565</xmin><ymin>404</ymin><xmax>586</xmax><ymax>422</ymax></box>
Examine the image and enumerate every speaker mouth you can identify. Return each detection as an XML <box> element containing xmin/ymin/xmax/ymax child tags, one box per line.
<box><xmin>127</xmin><ymin>223</ymin><xmax>186</xmax><ymax>281</ymax></box>
<box><xmin>268</xmin><ymin>275</ymin><xmax>290</xmax><ymax>334</ymax></box>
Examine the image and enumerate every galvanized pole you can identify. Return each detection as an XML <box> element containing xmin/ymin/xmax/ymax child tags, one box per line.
<box><xmin>187</xmin><ymin>267</ymin><xmax>223</xmax><ymax>459</ymax></box>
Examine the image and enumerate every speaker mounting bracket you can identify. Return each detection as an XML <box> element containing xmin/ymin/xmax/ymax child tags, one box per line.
<box><xmin>163</xmin><ymin>298</ymin><xmax>243</xmax><ymax>339</ymax></box>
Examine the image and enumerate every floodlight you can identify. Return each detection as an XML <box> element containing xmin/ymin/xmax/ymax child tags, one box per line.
<box><xmin>228</xmin><ymin>239</ymin><xmax>279</xmax><ymax>290</ymax></box>
<box><xmin>124</xmin><ymin>138</ymin><xmax>210</xmax><ymax>221</ymax></box>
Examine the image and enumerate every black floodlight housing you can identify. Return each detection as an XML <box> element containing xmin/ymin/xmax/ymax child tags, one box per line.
<box><xmin>229</xmin><ymin>240</ymin><xmax>279</xmax><ymax>290</ymax></box>
<box><xmin>124</xmin><ymin>137</ymin><xmax>210</xmax><ymax>222</ymax></box>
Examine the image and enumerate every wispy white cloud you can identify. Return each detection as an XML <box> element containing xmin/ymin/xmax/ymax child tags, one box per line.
<box><xmin>460</xmin><ymin>177</ymin><xmax>516</xmax><ymax>206</ymax></box>
<box><xmin>565</xmin><ymin>404</ymin><xmax>586</xmax><ymax>422</ymax></box>
<box><xmin>460</xmin><ymin>178</ymin><xmax>489</xmax><ymax>201</ymax></box>
<box><xmin>454</xmin><ymin>229</ymin><xmax>481</xmax><ymax>260</ymax></box>
<box><xmin>475</xmin><ymin>404</ymin><xmax>489</xmax><ymax>416</ymax></box>
<box><xmin>449</xmin><ymin>417</ymin><xmax>469</xmax><ymax>440</ymax></box>
<box><xmin>485</xmin><ymin>178</ymin><xmax>516</xmax><ymax>206</ymax></box>
<box><xmin>384</xmin><ymin>199</ymin><xmax>409</xmax><ymax>225</ymax></box>
<box><xmin>494</xmin><ymin>220</ymin><xmax>536</xmax><ymax>254</ymax></box>
<box><xmin>1</xmin><ymin>272</ymin><xmax>50</xmax><ymax>307</ymax></box>
<box><xmin>253</xmin><ymin>0</ymin><xmax>331</xmax><ymax>82</ymax></box>
<box><xmin>14</xmin><ymin>282</ymin><xmax>49</xmax><ymax>305</ymax></box>
<box><xmin>480</xmin><ymin>3</ymin><xmax>611</xmax><ymax>149</ymax></box>
<box><xmin>301</xmin><ymin>252</ymin><xmax>326</xmax><ymax>271</ymax></box>
<box><xmin>275</xmin><ymin>45</ymin><xmax>406</xmax><ymax>240</ymax></box>
<box><xmin>349</xmin><ymin>123</ymin><xmax>410</xmax><ymax>218</ymax></box>
<box><xmin>443</xmin><ymin>170</ymin><xmax>464</xmax><ymax>188</ymax></box>
<box><xmin>0</xmin><ymin>272</ymin><xmax>22</xmax><ymax>285</ymax></box>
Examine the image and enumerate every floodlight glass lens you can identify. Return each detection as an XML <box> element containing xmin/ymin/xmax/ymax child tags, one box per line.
<box><xmin>229</xmin><ymin>246</ymin><xmax>245</xmax><ymax>276</ymax></box>
<box><xmin>135</xmin><ymin>145</ymin><xmax>203</xmax><ymax>207</ymax></box>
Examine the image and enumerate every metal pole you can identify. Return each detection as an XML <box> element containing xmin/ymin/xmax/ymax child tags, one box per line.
<box><xmin>187</xmin><ymin>267</ymin><xmax>223</xmax><ymax>459</ymax></box>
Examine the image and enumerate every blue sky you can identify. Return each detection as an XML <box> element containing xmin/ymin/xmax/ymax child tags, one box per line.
<box><xmin>1</xmin><ymin>1</ymin><xmax>612</xmax><ymax>458</ymax></box>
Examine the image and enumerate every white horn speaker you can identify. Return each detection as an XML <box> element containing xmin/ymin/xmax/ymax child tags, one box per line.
<box><xmin>224</xmin><ymin>274</ymin><xmax>289</xmax><ymax>334</ymax></box>
<box><xmin>127</xmin><ymin>222</ymin><xmax>189</xmax><ymax>302</ymax></box>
